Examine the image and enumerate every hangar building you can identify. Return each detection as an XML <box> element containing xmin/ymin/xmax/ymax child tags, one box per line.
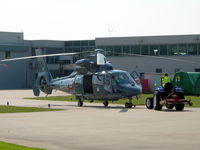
<box><xmin>0</xmin><ymin>31</ymin><xmax>199</xmax><ymax>89</ymax></box>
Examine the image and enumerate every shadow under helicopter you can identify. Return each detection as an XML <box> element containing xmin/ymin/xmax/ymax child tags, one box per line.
<box><xmin>49</xmin><ymin>103</ymin><xmax>144</xmax><ymax>112</ymax></box>
<box><xmin>49</xmin><ymin>104</ymin><xmax>194</xmax><ymax>112</ymax></box>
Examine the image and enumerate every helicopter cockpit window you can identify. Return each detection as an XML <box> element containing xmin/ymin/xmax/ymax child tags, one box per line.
<box><xmin>112</xmin><ymin>72</ymin><xmax>135</xmax><ymax>85</ymax></box>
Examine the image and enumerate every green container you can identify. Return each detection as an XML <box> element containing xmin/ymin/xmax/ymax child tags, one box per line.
<box><xmin>173</xmin><ymin>72</ymin><xmax>200</xmax><ymax>95</ymax></box>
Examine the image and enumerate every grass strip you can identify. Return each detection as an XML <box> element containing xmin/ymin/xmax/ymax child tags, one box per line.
<box><xmin>25</xmin><ymin>94</ymin><xmax>200</xmax><ymax>107</ymax></box>
<box><xmin>0</xmin><ymin>105</ymin><xmax>62</xmax><ymax>113</ymax></box>
<box><xmin>0</xmin><ymin>141</ymin><xmax>45</xmax><ymax>150</ymax></box>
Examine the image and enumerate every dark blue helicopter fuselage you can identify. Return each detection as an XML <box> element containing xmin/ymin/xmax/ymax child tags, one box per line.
<box><xmin>50</xmin><ymin>69</ymin><xmax>142</xmax><ymax>101</ymax></box>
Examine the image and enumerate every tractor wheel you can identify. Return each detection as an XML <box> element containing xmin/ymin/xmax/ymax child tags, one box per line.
<box><xmin>175</xmin><ymin>104</ymin><xmax>184</xmax><ymax>111</ymax></box>
<box><xmin>103</xmin><ymin>101</ymin><xmax>109</xmax><ymax>107</ymax></box>
<box><xmin>166</xmin><ymin>104</ymin><xmax>174</xmax><ymax>109</ymax></box>
<box><xmin>175</xmin><ymin>92</ymin><xmax>185</xmax><ymax>111</ymax></box>
<box><xmin>154</xmin><ymin>92</ymin><xmax>163</xmax><ymax>111</ymax></box>
<box><xmin>146</xmin><ymin>97</ymin><xmax>153</xmax><ymax>109</ymax></box>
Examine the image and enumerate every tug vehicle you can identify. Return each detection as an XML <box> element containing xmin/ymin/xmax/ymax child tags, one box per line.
<box><xmin>145</xmin><ymin>82</ymin><xmax>192</xmax><ymax>111</ymax></box>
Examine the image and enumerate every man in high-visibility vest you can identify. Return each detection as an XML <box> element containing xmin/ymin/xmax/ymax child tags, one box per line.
<box><xmin>161</xmin><ymin>73</ymin><xmax>171</xmax><ymax>87</ymax></box>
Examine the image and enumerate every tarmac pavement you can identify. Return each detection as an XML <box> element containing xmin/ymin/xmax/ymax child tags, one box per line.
<box><xmin>0</xmin><ymin>90</ymin><xmax>200</xmax><ymax>150</ymax></box>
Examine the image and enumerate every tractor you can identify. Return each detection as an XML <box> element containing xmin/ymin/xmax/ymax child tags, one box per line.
<box><xmin>145</xmin><ymin>82</ymin><xmax>192</xmax><ymax>111</ymax></box>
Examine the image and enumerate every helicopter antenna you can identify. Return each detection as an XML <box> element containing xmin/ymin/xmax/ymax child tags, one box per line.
<box><xmin>108</xmin><ymin>28</ymin><xmax>113</xmax><ymax>37</ymax></box>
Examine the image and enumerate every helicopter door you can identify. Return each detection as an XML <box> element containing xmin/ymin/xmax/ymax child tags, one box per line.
<box><xmin>83</xmin><ymin>75</ymin><xmax>93</xmax><ymax>94</ymax></box>
<box><xmin>104</xmin><ymin>74</ymin><xmax>112</xmax><ymax>93</ymax></box>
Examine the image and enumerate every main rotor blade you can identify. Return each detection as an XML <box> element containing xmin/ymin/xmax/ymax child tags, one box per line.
<box><xmin>1</xmin><ymin>52</ymin><xmax>79</xmax><ymax>62</ymax></box>
<box><xmin>107</xmin><ymin>52</ymin><xmax>197</xmax><ymax>64</ymax></box>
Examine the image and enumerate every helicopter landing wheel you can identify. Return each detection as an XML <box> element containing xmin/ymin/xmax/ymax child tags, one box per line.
<box><xmin>78</xmin><ymin>100</ymin><xmax>83</xmax><ymax>107</ymax></box>
<box><xmin>125</xmin><ymin>102</ymin><xmax>132</xmax><ymax>108</ymax></box>
<box><xmin>103</xmin><ymin>101</ymin><xmax>109</xmax><ymax>107</ymax></box>
<box><xmin>77</xmin><ymin>97</ymin><xmax>83</xmax><ymax>107</ymax></box>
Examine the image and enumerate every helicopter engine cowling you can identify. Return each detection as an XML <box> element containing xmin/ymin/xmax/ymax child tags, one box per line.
<box><xmin>98</xmin><ymin>62</ymin><xmax>113</xmax><ymax>71</ymax></box>
<box><xmin>75</xmin><ymin>59</ymin><xmax>96</xmax><ymax>74</ymax></box>
<box><xmin>75</xmin><ymin>59</ymin><xmax>114</xmax><ymax>74</ymax></box>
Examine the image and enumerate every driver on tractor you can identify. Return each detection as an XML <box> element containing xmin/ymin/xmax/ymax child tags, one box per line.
<box><xmin>161</xmin><ymin>73</ymin><xmax>171</xmax><ymax>87</ymax></box>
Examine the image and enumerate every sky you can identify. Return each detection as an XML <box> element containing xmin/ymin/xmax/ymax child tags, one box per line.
<box><xmin>0</xmin><ymin>0</ymin><xmax>200</xmax><ymax>40</ymax></box>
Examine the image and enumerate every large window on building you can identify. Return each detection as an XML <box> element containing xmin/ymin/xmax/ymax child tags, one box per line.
<box><xmin>198</xmin><ymin>44</ymin><xmax>200</xmax><ymax>55</ymax></box>
<box><xmin>73</xmin><ymin>48</ymin><xmax>81</xmax><ymax>52</ymax></box>
<box><xmin>141</xmin><ymin>45</ymin><xmax>148</xmax><ymax>55</ymax></box>
<box><xmin>65</xmin><ymin>41</ymin><xmax>73</xmax><ymax>47</ymax></box>
<box><xmin>156</xmin><ymin>68</ymin><xmax>162</xmax><ymax>73</ymax></box>
<box><xmin>81</xmin><ymin>47</ymin><xmax>91</xmax><ymax>52</ymax></box>
<box><xmin>89</xmin><ymin>40</ymin><xmax>95</xmax><ymax>46</ymax></box>
<box><xmin>73</xmin><ymin>41</ymin><xmax>81</xmax><ymax>47</ymax></box>
<box><xmin>5</xmin><ymin>51</ymin><xmax>11</xmax><ymax>59</ymax></box>
<box><xmin>195</xmin><ymin>68</ymin><xmax>200</xmax><ymax>72</ymax></box>
<box><xmin>113</xmin><ymin>46</ymin><xmax>122</xmax><ymax>56</ymax></box>
<box><xmin>168</xmin><ymin>45</ymin><xmax>178</xmax><ymax>55</ymax></box>
<box><xmin>81</xmin><ymin>41</ymin><xmax>88</xmax><ymax>46</ymax></box>
<box><xmin>122</xmin><ymin>46</ymin><xmax>130</xmax><ymax>56</ymax></box>
<box><xmin>46</xmin><ymin>56</ymin><xmax>59</xmax><ymax>64</ymax></box>
<box><xmin>160</xmin><ymin>45</ymin><xmax>167</xmax><ymax>55</ymax></box>
<box><xmin>46</xmin><ymin>48</ymin><xmax>63</xmax><ymax>54</ymax></box>
<box><xmin>65</xmin><ymin>48</ymin><xmax>73</xmax><ymax>53</ymax></box>
<box><xmin>46</xmin><ymin>57</ymin><xmax>54</xmax><ymax>64</ymax></box>
<box><xmin>187</xmin><ymin>44</ymin><xmax>197</xmax><ymax>55</ymax></box>
<box><xmin>178</xmin><ymin>44</ymin><xmax>187</xmax><ymax>55</ymax></box>
<box><xmin>130</xmin><ymin>45</ymin><xmax>140</xmax><ymax>55</ymax></box>
<box><xmin>150</xmin><ymin>45</ymin><xmax>159</xmax><ymax>55</ymax></box>
<box><xmin>104</xmin><ymin>46</ymin><xmax>114</xmax><ymax>56</ymax></box>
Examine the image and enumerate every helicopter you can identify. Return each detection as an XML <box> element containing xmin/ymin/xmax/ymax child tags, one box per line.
<box><xmin>1</xmin><ymin>49</ymin><xmax>142</xmax><ymax>108</ymax></box>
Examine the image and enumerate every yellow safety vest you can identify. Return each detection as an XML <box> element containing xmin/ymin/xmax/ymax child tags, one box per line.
<box><xmin>162</xmin><ymin>76</ymin><xmax>171</xmax><ymax>87</ymax></box>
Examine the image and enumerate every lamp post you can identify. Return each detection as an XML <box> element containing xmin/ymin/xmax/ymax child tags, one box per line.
<box><xmin>154</xmin><ymin>49</ymin><xmax>158</xmax><ymax>56</ymax></box>
<box><xmin>108</xmin><ymin>28</ymin><xmax>113</xmax><ymax>37</ymax></box>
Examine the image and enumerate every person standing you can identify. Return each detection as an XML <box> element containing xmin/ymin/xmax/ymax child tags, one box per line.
<box><xmin>161</xmin><ymin>73</ymin><xmax>171</xmax><ymax>87</ymax></box>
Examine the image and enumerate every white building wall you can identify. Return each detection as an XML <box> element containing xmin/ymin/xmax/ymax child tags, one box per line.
<box><xmin>96</xmin><ymin>34</ymin><xmax>200</xmax><ymax>46</ymax></box>
<box><xmin>0</xmin><ymin>32</ymin><xmax>24</xmax><ymax>44</ymax></box>
<box><xmin>108</xmin><ymin>56</ymin><xmax>200</xmax><ymax>74</ymax></box>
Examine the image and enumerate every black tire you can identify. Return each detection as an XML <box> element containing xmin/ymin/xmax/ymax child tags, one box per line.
<box><xmin>146</xmin><ymin>97</ymin><xmax>153</xmax><ymax>109</ymax></box>
<box><xmin>175</xmin><ymin>104</ymin><xmax>184</xmax><ymax>111</ymax></box>
<box><xmin>154</xmin><ymin>92</ymin><xmax>163</xmax><ymax>111</ymax></box>
<box><xmin>125</xmin><ymin>102</ymin><xmax>132</xmax><ymax>108</ymax></box>
<box><xmin>103</xmin><ymin>101</ymin><xmax>109</xmax><ymax>107</ymax></box>
<box><xmin>175</xmin><ymin>92</ymin><xmax>185</xmax><ymax>111</ymax></box>
<box><xmin>166</xmin><ymin>104</ymin><xmax>174</xmax><ymax>109</ymax></box>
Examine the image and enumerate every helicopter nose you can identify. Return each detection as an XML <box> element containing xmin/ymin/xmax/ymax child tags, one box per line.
<box><xmin>130</xmin><ymin>84</ymin><xmax>142</xmax><ymax>95</ymax></box>
<box><xmin>120</xmin><ymin>84</ymin><xmax>142</xmax><ymax>96</ymax></box>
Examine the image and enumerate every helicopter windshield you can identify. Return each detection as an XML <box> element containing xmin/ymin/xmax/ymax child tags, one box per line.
<box><xmin>111</xmin><ymin>72</ymin><xmax>135</xmax><ymax>85</ymax></box>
